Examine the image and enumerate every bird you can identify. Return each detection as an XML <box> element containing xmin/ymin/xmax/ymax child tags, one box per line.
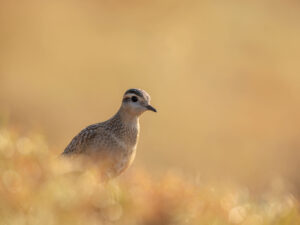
<box><xmin>62</xmin><ymin>88</ymin><xmax>157</xmax><ymax>180</ymax></box>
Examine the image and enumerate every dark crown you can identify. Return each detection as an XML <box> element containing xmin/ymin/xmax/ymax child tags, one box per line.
<box><xmin>124</xmin><ymin>89</ymin><xmax>144</xmax><ymax>98</ymax></box>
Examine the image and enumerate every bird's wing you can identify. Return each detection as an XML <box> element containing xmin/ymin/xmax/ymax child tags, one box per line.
<box><xmin>62</xmin><ymin>124</ymin><xmax>102</xmax><ymax>155</ymax></box>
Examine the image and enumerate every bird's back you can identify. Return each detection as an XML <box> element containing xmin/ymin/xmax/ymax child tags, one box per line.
<box><xmin>62</xmin><ymin>123</ymin><xmax>102</xmax><ymax>155</ymax></box>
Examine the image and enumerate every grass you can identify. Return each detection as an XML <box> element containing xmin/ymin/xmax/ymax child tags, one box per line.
<box><xmin>0</xmin><ymin>126</ymin><xmax>299</xmax><ymax>225</ymax></box>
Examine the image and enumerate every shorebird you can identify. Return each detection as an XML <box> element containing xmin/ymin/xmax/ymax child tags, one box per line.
<box><xmin>62</xmin><ymin>88</ymin><xmax>156</xmax><ymax>180</ymax></box>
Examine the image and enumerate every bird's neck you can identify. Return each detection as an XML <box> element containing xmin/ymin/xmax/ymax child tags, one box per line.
<box><xmin>109</xmin><ymin>108</ymin><xmax>140</xmax><ymax>133</ymax></box>
<box><xmin>116</xmin><ymin>108</ymin><xmax>139</xmax><ymax>126</ymax></box>
<box><xmin>109</xmin><ymin>109</ymin><xmax>139</xmax><ymax>145</ymax></box>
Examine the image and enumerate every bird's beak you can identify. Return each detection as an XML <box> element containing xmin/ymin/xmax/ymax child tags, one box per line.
<box><xmin>146</xmin><ymin>105</ymin><xmax>157</xmax><ymax>112</ymax></box>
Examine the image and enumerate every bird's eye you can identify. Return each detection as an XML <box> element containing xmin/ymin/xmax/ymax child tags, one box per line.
<box><xmin>131</xmin><ymin>96</ymin><xmax>138</xmax><ymax>102</ymax></box>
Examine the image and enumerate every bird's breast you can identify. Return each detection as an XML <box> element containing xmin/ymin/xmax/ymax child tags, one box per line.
<box><xmin>111</xmin><ymin>144</ymin><xmax>137</xmax><ymax>177</ymax></box>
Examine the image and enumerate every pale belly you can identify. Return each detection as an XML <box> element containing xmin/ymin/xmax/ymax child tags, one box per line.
<box><xmin>113</xmin><ymin>145</ymin><xmax>137</xmax><ymax>176</ymax></box>
<box><xmin>97</xmin><ymin>144</ymin><xmax>137</xmax><ymax>180</ymax></box>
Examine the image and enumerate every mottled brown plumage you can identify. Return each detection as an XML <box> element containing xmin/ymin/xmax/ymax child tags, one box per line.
<box><xmin>62</xmin><ymin>89</ymin><xmax>156</xmax><ymax>179</ymax></box>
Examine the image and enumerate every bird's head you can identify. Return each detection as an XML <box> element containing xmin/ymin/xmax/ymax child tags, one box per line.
<box><xmin>121</xmin><ymin>88</ymin><xmax>157</xmax><ymax>116</ymax></box>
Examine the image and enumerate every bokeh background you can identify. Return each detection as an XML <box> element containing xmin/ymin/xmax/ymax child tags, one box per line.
<box><xmin>1</xmin><ymin>0</ymin><xmax>300</xmax><ymax>195</ymax></box>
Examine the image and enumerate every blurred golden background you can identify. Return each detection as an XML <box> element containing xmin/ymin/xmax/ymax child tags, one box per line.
<box><xmin>1</xmin><ymin>0</ymin><xmax>300</xmax><ymax>194</ymax></box>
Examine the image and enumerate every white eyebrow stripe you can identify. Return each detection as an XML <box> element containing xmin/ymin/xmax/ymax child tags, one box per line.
<box><xmin>123</xmin><ymin>93</ymin><xmax>142</xmax><ymax>99</ymax></box>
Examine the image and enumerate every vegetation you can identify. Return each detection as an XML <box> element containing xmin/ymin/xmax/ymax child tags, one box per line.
<box><xmin>0</xmin><ymin>126</ymin><xmax>298</xmax><ymax>225</ymax></box>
